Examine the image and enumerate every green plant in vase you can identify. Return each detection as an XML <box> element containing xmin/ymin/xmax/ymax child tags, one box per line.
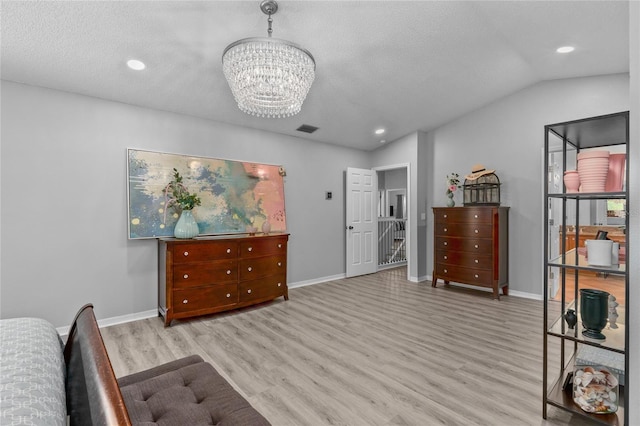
<box><xmin>164</xmin><ymin>168</ymin><xmax>202</xmax><ymax>238</ymax></box>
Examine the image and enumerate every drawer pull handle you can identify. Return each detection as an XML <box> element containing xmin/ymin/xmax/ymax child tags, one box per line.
<box><xmin>248</xmin><ymin>247</ymin><xmax>253</xmax><ymax>252</ymax></box>
<box><xmin>444</xmin><ymin>269</ymin><xmax>448</xmax><ymax>273</ymax></box>
<box><xmin>474</xmin><ymin>244</ymin><xmax>479</xmax><ymax>249</ymax></box>
<box><xmin>278</xmin><ymin>244</ymin><xmax>282</xmax><ymax>248</ymax></box>
<box><xmin>278</xmin><ymin>283</ymin><xmax>281</xmax><ymax>287</ymax></box>
<box><xmin>443</xmin><ymin>242</ymin><xmax>448</xmax><ymax>246</ymax></box>
<box><xmin>248</xmin><ymin>267</ymin><xmax>253</xmax><ymax>272</ymax></box>
<box><xmin>182</xmin><ymin>299</ymin><xmax>188</xmax><ymax>304</ymax></box>
<box><xmin>183</xmin><ymin>274</ymin><xmax>189</xmax><ymax>279</ymax></box>
<box><xmin>474</xmin><ymin>229</ymin><xmax>478</xmax><ymax>233</ymax></box>
<box><xmin>227</xmin><ymin>248</ymin><xmax>231</xmax><ymax>253</ymax></box>
<box><xmin>247</xmin><ymin>289</ymin><xmax>252</xmax><ymax>294</ymax></box>
<box><xmin>226</xmin><ymin>293</ymin><xmax>231</xmax><ymax>298</ymax></box>
<box><xmin>474</xmin><ymin>274</ymin><xmax>479</xmax><ymax>278</ymax></box>
<box><xmin>475</xmin><ymin>259</ymin><xmax>479</xmax><ymax>263</ymax></box>
<box><xmin>183</xmin><ymin>251</ymin><xmax>189</xmax><ymax>256</ymax></box>
<box><xmin>474</xmin><ymin>214</ymin><xmax>478</xmax><ymax>219</ymax></box>
<box><xmin>278</xmin><ymin>262</ymin><xmax>282</xmax><ymax>267</ymax></box>
<box><xmin>227</xmin><ymin>270</ymin><xmax>231</xmax><ymax>275</ymax></box>
<box><xmin>443</xmin><ymin>256</ymin><xmax>448</xmax><ymax>260</ymax></box>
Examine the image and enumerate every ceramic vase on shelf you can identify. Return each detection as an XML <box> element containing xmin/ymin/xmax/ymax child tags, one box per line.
<box><xmin>577</xmin><ymin>150</ymin><xmax>609</xmax><ymax>193</ymax></box>
<box><xmin>605</xmin><ymin>153</ymin><xmax>626</xmax><ymax>192</ymax></box>
<box><xmin>261</xmin><ymin>220</ymin><xmax>271</xmax><ymax>234</ymax></box>
<box><xmin>563</xmin><ymin>170</ymin><xmax>580</xmax><ymax>193</ymax></box>
<box><xmin>446</xmin><ymin>192</ymin><xmax>455</xmax><ymax>207</ymax></box>
<box><xmin>580</xmin><ymin>288</ymin><xmax>610</xmax><ymax>340</ymax></box>
<box><xmin>174</xmin><ymin>209</ymin><xmax>199</xmax><ymax>239</ymax></box>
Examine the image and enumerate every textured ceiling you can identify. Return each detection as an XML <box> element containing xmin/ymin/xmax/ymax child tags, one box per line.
<box><xmin>1</xmin><ymin>1</ymin><xmax>630</xmax><ymax>151</ymax></box>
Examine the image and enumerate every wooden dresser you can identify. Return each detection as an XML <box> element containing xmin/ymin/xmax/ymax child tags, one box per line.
<box><xmin>432</xmin><ymin>207</ymin><xmax>509</xmax><ymax>299</ymax></box>
<box><xmin>158</xmin><ymin>233</ymin><xmax>289</xmax><ymax>326</ymax></box>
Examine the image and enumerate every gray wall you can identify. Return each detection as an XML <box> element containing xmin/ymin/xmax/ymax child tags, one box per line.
<box><xmin>426</xmin><ymin>73</ymin><xmax>630</xmax><ymax>297</ymax></box>
<box><xmin>0</xmin><ymin>81</ymin><xmax>369</xmax><ymax>327</ymax></box>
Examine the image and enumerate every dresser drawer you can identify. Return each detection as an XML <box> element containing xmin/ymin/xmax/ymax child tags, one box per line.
<box><xmin>435</xmin><ymin>237</ymin><xmax>492</xmax><ymax>253</ymax></box>
<box><xmin>434</xmin><ymin>208</ymin><xmax>493</xmax><ymax>224</ymax></box>
<box><xmin>240</xmin><ymin>237</ymin><xmax>287</xmax><ymax>258</ymax></box>
<box><xmin>239</xmin><ymin>275</ymin><xmax>287</xmax><ymax>302</ymax></box>
<box><xmin>172</xmin><ymin>260</ymin><xmax>237</xmax><ymax>289</ymax></box>
<box><xmin>171</xmin><ymin>241</ymin><xmax>238</xmax><ymax>263</ymax></box>
<box><xmin>435</xmin><ymin>250</ymin><xmax>492</xmax><ymax>270</ymax></box>
<box><xmin>434</xmin><ymin>264</ymin><xmax>493</xmax><ymax>287</ymax></box>
<box><xmin>239</xmin><ymin>255</ymin><xmax>287</xmax><ymax>281</ymax></box>
<box><xmin>173</xmin><ymin>284</ymin><xmax>238</xmax><ymax>314</ymax></box>
<box><xmin>434</xmin><ymin>223</ymin><xmax>493</xmax><ymax>238</ymax></box>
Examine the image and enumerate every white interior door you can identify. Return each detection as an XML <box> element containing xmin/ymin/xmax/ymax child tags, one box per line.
<box><xmin>346</xmin><ymin>167</ymin><xmax>377</xmax><ymax>277</ymax></box>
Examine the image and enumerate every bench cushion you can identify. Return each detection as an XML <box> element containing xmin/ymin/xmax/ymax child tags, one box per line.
<box><xmin>118</xmin><ymin>355</ymin><xmax>269</xmax><ymax>426</ymax></box>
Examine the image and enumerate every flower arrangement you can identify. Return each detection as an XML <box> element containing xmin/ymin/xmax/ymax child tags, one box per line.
<box><xmin>446</xmin><ymin>172</ymin><xmax>460</xmax><ymax>195</ymax></box>
<box><xmin>164</xmin><ymin>168</ymin><xmax>202</xmax><ymax>211</ymax></box>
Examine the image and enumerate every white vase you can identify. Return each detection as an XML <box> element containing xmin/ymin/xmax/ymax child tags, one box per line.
<box><xmin>174</xmin><ymin>210</ymin><xmax>199</xmax><ymax>239</ymax></box>
<box><xmin>262</xmin><ymin>220</ymin><xmax>271</xmax><ymax>234</ymax></box>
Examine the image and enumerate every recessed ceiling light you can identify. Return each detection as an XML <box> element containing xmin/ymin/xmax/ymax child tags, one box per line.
<box><xmin>375</xmin><ymin>128</ymin><xmax>385</xmax><ymax>135</ymax></box>
<box><xmin>127</xmin><ymin>59</ymin><xmax>146</xmax><ymax>70</ymax></box>
<box><xmin>556</xmin><ymin>46</ymin><xmax>575</xmax><ymax>54</ymax></box>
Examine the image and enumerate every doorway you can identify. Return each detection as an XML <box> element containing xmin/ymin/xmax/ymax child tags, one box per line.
<box><xmin>375</xmin><ymin>165</ymin><xmax>409</xmax><ymax>275</ymax></box>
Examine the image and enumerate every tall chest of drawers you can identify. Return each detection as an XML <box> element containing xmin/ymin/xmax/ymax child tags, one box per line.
<box><xmin>158</xmin><ymin>233</ymin><xmax>289</xmax><ymax>326</ymax></box>
<box><xmin>432</xmin><ymin>207</ymin><xmax>509</xmax><ymax>299</ymax></box>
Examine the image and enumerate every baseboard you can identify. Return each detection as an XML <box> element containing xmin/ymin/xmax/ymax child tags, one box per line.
<box><xmin>425</xmin><ymin>275</ymin><xmax>542</xmax><ymax>300</ymax></box>
<box><xmin>56</xmin><ymin>309</ymin><xmax>158</xmax><ymax>337</ymax></box>
<box><xmin>288</xmin><ymin>273</ymin><xmax>346</xmax><ymax>289</ymax></box>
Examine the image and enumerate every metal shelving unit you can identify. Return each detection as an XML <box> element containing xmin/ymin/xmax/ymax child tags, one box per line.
<box><xmin>543</xmin><ymin>111</ymin><xmax>630</xmax><ymax>425</ymax></box>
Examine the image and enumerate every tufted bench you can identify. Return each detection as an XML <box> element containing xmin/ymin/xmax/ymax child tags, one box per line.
<box><xmin>117</xmin><ymin>355</ymin><xmax>270</xmax><ymax>426</ymax></box>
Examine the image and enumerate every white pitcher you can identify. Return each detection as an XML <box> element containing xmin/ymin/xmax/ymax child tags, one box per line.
<box><xmin>585</xmin><ymin>239</ymin><xmax>613</xmax><ymax>266</ymax></box>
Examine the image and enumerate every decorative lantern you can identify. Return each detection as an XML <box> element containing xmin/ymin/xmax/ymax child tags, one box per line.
<box><xmin>463</xmin><ymin>164</ymin><xmax>501</xmax><ymax>206</ymax></box>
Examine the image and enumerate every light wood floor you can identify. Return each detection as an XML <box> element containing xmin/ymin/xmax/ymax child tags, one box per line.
<box><xmin>102</xmin><ymin>268</ymin><xmax>600</xmax><ymax>425</ymax></box>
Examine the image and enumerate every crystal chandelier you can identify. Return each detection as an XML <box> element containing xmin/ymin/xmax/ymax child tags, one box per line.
<box><xmin>222</xmin><ymin>0</ymin><xmax>316</xmax><ymax>118</ymax></box>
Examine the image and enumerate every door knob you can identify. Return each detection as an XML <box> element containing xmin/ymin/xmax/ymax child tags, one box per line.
<box><xmin>347</xmin><ymin>226</ymin><xmax>354</xmax><ymax>230</ymax></box>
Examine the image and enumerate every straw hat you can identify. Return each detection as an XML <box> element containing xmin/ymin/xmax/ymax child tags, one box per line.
<box><xmin>465</xmin><ymin>164</ymin><xmax>495</xmax><ymax>180</ymax></box>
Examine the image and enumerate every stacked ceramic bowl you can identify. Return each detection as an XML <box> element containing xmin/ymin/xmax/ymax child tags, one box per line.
<box><xmin>578</xmin><ymin>150</ymin><xmax>609</xmax><ymax>193</ymax></box>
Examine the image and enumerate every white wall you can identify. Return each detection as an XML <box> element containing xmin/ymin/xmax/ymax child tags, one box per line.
<box><xmin>426</xmin><ymin>73</ymin><xmax>629</xmax><ymax>297</ymax></box>
<box><xmin>0</xmin><ymin>81</ymin><xmax>369</xmax><ymax>327</ymax></box>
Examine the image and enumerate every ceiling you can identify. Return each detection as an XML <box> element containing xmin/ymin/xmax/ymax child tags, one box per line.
<box><xmin>1</xmin><ymin>1</ymin><xmax>630</xmax><ymax>151</ymax></box>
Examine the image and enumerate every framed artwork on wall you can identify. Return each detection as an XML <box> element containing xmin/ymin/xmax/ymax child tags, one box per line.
<box><xmin>127</xmin><ymin>149</ymin><xmax>287</xmax><ymax>239</ymax></box>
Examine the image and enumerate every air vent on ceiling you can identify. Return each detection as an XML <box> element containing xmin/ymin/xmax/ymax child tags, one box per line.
<box><xmin>296</xmin><ymin>124</ymin><xmax>319</xmax><ymax>134</ymax></box>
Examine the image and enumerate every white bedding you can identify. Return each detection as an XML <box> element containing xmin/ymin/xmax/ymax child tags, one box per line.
<box><xmin>0</xmin><ymin>317</ymin><xmax>66</xmax><ymax>426</ymax></box>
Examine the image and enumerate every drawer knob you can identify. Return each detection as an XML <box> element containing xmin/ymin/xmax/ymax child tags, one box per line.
<box><xmin>444</xmin><ymin>269</ymin><xmax>448</xmax><ymax>273</ymax></box>
<box><xmin>444</xmin><ymin>256</ymin><xmax>448</xmax><ymax>260</ymax></box>
<box><xmin>183</xmin><ymin>251</ymin><xmax>189</xmax><ymax>256</ymax></box>
<box><xmin>444</xmin><ymin>228</ymin><xmax>447</xmax><ymax>232</ymax></box>
<box><xmin>474</xmin><ymin>274</ymin><xmax>479</xmax><ymax>278</ymax></box>
<box><xmin>248</xmin><ymin>266</ymin><xmax>253</xmax><ymax>272</ymax></box>
<box><xmin>474</xmin><ymin>244</ymin><xmax>479</xmax><ymax>249</ymax></box>
<box><xmin>248</xmin><ymin>247</ymin><xmax>253</xmax><ymax>252</ymax></box>
<box><xmin>278</xmin><ymin>244</ymin><xmax>282</xmax><ymax>248</ymax></box>
<box><xmin>247</xmin><ymin>289</ymin><xmax>252</xmax><ymax>294</ymax></box>
<box><xmin>278</xmin><ymin>262</ymin><xmax>282</xmax><ymax>267</ymax></box>
<box><xmin>474</xmin><ymin>229</ymin><xmax>478</xmax><ymax>233</ymax></box>
<box><xmin>474</xmin><ymin>214</ymin><xmax>478</xmax><ymax>219</ymax></box>
<box><xmin>226</xmin><ymin>293</ymin><xmax>231</xmax><ymax>298</ymax></box>
<box><xmin>182</xmin><ymin>299</ymin><xmax>188</xmax><ymax>304</ymax></box>
<box><xmin>227</xmin><ymin>270</ymin><xmax>232</xmax><ymax>275</ymax></box>
<box><xmin>277</xmin><ymin>283</ymin><xmax>281</xmax><ymax>287</ymax></box>
<box><xmin>444</xmin><ymin>214</ymin><xmax>447</xmax><ymax>218</ymax></box>
<box><xmin>443</xmin><ymin>242</ymin><xmax>448</xmax><ymax>246</ymax></box>
<box><xmin>183</xmin><ymin>274</ymin><xmax>189</xmax><ymax>279</ymax></box>
<box><xmin>227</xmin><ymin>248</ymin><xmax>231</xmax><ymax>253</ymax></box>
<box><xmin>475</xmin><ymin>259</ymin><xmax>479</xmax><ymax>263</ymax></box>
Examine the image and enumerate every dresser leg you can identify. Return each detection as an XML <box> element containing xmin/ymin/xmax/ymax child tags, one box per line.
<box><xmin>284</xmin><ymin>292</ymin><xmax>289</xmax><ymax>301</ymax></box>
<box><xmin>431</xmin><ymin>273</ymin><xmax>437</xmax><ymax>287</ymax></box>
<box><xmin>502</xmin><ymin>286</ymin><xmax>509</xmax><ymax>296</ymax></box>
